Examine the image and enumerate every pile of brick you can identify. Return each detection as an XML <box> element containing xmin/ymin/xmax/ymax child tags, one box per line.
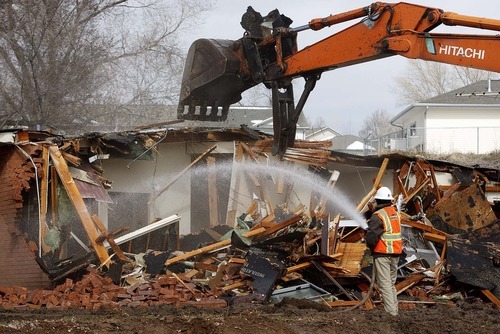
<box><xmin>0</xmin><ymin>267</ymin><xmax>227</xmax><ymax>311</ymax></box>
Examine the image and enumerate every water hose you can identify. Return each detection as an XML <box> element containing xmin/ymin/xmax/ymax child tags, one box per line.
<box><xmin>344</xmin><ymin>266</ymin><xmax>376</xmax><ymax>311</ymax></box>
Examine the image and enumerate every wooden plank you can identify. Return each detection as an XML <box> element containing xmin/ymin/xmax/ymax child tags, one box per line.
<box><xmin>435</xmin><ymin>182</ymin><xmax>461</xmax><ymax>206</ymax></box>
<box><xmin>356</xmin><ymin>158</ymin><xmax>389</xmax><ymax>212</ymax></box>
<box><xmin>165</xmin><ymin>227</ymin><xmax>265</xmax><ymax>266</ymax></box>
<box><xmin>423</xmin><ymin>232</ymin><xmax>447</xmax><ymax>244</ymax></box>
<box><xmin>403</xmin><ymin>178</ymin><xmax>430</xmax><ymax>205</ymax></box>
<box><xmin>48</xmin><ymin>146</ymin><xmax>109</xmax><ymax>265</ymax></box>
<box><xmin>207</xmin><ymin>156</ymin><xmax>219</xmax><ymax>227</ymax></box>
<box><xmin>151</xmin><ymin>145</ymin><xmax>217</xmax><ymax>203</ymax></box>
<box><xmin>39</xmin><ymin>146</ymin><xmax>52</xmax><ymax>254</ymax></box>
<box><xmin>91</xmin><ymin>214</ymin><xmax>127</xmax><ymax>261</ymax></box>
<box><xmin>481</xmin><ymin>289</ymin><xmax>500</xmax><ymax>308</ymax></box>
<box><xmin>429</xmin><ymin>164</ymin><xmax>441</xmax><ymax>201</ymax></box>
<box><xmin>239</xmin><ymin>142</ymin><xmax>260</xmax><ymax>163</ymax></box>
<box><xmin>400</xmin><ymin>216</ymin><xmax>450</xmax><ymax>237</ymax></box>
<box><xmin>396</xmin><ymin>273</ymin><xmax>426</xmax><ymax>294</ymax></box>
<box><xmin>225</xmin><ymin>142</ymin><xmax>244</xmax><ymax>226</ymax></box>
<box><xmin>255</xmin><ymin>214</ymin><xmax>302</xmax><ymax>240</ymax></box>
<box><xmin>50</xmin><ymin>165</ymin><xmax>59</xmax><ymax>227</ymax></box>
<box><xmin>325</xmin><ymin>300</ymin><xmax>360</xmax><ymax>307</ymax></box>
<box><xmin>316</xmin><ymin>170</ymin><xmax>340</xmax><ymax>216</ymax></box>
<box><xmin>221</xmin><ymin>281</ymin><xmax>247</xmax><ymax>292</ymax></box>
<box><xmin>286</xmin><ymin>262</ymin><xmax>312</xmax><ymax>273</ymax></box>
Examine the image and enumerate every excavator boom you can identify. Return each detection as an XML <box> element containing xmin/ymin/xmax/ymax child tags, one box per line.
<box><xmin>178</xmin><ymin>2</ymin><xmax>500</xmax><ymax>154</ymax></box>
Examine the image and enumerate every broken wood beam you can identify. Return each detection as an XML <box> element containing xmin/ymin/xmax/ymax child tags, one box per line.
<box><xmin>356</xmin><ymin>158</ymin><xmax>389</xmax><ymax>212</ymax></box>
<box><xmin>91</xmin><ymin>214</ymin><xmax>128</xmax><ymax>262</ymax></box>
<box><xmin>150</xmin><ymin>145</ymin><xmax>217</xmax><ymax>203</ymax></box>
<box><xmin>396</xmin><ymin>273</ymin><xmax>426</xmax><ymax>295</ymax></box>
<box><xmin>423</xmin><ymin>232</ymin><xmax>447</xmax><ymax>244</ymax></box>
<box><xmin>254</xmin><ymin>214</ymin><xmax>303</xmax><ymax>240</ymax></box>
<box><xmin>48</xmin><ymin>146</ymin><xmax>109</xmax><ymax>265</ymax></box>
<box><xmin>165</xmin><ymin>227</ymin><xmax>266</xmax><ymax>266</ymax></box>
<box><xmin>403</xmin><ymin>178</ymin><xmax>431</xmax><ymax>205</ymax></box>
<box><xmin>286</xmin><ymin>262</ymin><xmax>312</xmax><ymax>273</ymax></box>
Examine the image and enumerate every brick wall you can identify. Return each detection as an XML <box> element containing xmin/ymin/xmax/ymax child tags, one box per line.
<box><xmin>0</xmin><ymin>145</ymin><xmax>51</xmax><ymax>289</ymax></box>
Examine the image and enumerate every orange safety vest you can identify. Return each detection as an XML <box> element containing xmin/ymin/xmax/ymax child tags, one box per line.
<box><xmin>373</xmin><ymin>206</ymin><xmax>403</xmax><ymax>254</ymax></box>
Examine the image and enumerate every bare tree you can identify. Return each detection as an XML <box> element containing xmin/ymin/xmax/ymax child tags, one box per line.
<box><xmin>394</xmin><ymin>60</ymin><xmax>496</xmax><ymax>106</ymax></box>
<box><xmin>0</xmin><ymin>0</ymin><xmax>213</xmax><ymax>131</ymax></box>
<box><xmin>360</xmin><ymin>109</ymin><xmax>397</xmax><ymax>139</ymax></box>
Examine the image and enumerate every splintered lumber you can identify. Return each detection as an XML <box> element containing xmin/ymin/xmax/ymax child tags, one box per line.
<box><xmin>225</xmin><ymin>142</ymin><xmax>244</xmax><ymax>226</ymax></box>
<box><xmin>396</xmin><ymin>273</ymin><xmax>426</xmax><ymax>294</ymax></box>
<box><xmin>151</xmin><ymin>145</ymin><xmax>217</xmax><ymax>203</ymax></box>
<box><xmin>403</xmin><ymin>178</ymin><xmax>431</xmax><ymax>205</ymax></box>
<box><xmin>48</xmin><ymin>146</ymin><xmax>109</xmax><ymax>265</ymax></box>
<box><xmin>356</xmin><ymin>158</ymin><xmax>389</xmax><ymax>211</ymax></box>
<box><xmin>240</xmin><ymin>142</ymin><xmax>260</xmax><ymax>163</ymax></box>
<box><xmin>91</xmin><ymin>214</ymin><xmax>127</xmax><ymax>261</ymax></box>
<box><xmin>316</xmin><ymin>170</ymin><xmax>340</xmax><ymax>216</ymax></box>
<box><xmin>61</xmin><ymin>151</ymin><xmax>82</xmax><ymax>167</ymax></box>
<box><xmin>254</xmin><ymin>214</ymin><xmax>303</xmax><ymax>240</ymax></box>
<box><xmin>165</xmin><ymin>228</ymin><xmax>266</xmax><ymax>266</ymax></box>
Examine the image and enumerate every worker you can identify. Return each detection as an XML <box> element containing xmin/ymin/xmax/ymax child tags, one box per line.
<box><xmin>365</xmin><ymin>186</ymin><xmax>403</xmax><ymax>316</ymax></box>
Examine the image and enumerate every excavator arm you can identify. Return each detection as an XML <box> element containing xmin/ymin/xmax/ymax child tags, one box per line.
<box><xmin>178</xmin><ymin>2</ymin><xmax>500</xmax><ymax>155</ymax></box>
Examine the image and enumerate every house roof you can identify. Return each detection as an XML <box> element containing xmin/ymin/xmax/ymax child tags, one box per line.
<box><xmin>391</xmin><ymin>79</ymin><xmax>500</xmax><ymax>123</ymax></box>
<box><xmin>422</xmin><ymin>79</ymin><xmax>500</xmax><ymax>105</ymax></box>
<box><xmin>330</xmin><ymin>135</ymin><xmax>363</xmax><ymax>150</ymax></box>
<box><xmin>6</xmin><ymin>105</ymin><xmax>309</xmax><ymax>135</ymax></box>
<box><xmin>305</xmin><ymin>127</ymin><xmax>341</xmax><ymax>140</ymax></box>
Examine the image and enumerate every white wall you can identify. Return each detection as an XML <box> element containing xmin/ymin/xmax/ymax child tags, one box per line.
<box><xmin>102</xmin><ymin>142</ymin><xmax>193</xmax><ymax>235</ymax></box>
<box><xmin>426</xmin><ymin>106</ymin><xmax>500</xmax><ymax>153</ymax></box>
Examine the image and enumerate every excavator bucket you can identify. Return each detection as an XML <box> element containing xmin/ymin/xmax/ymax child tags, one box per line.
<box><xmin>177</xmin><ymin>38</ymin><xmax>256</xmax><ymax>121</ymax></box>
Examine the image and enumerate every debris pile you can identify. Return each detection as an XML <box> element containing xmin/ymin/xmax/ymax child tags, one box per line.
<box><xmin>0</xmin><ymin>136</ymin><xmax>499</xmax><ymax>312</ymax></box>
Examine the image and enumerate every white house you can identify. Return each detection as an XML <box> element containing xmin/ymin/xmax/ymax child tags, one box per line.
<box><xmin>305</xmin><ymin>127</ymin><xmax>340</xmax><ymax>141</ymax></box>
<box><xmin>390</xmin><ymin>79</ymin><xmax>500</xmax><ymax>154</ymax></box>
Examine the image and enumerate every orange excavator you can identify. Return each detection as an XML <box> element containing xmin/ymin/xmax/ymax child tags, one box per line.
<box><xmin>177</xmin><ymin>2</ymin><xmax>500</xmax><ymax>155</ymax></box>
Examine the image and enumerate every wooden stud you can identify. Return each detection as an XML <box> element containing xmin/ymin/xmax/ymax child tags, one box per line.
<box><xmin>165</xmin><ymin>227</ymin><xmax>266</xmax><ymax>266</ymax></box>
<box><xmin>151</xmin><ymin>145</ymin><xmax>217</xmax><ymax>203</ymax></box>
<box><xmin>48</xmin><ymin>146</ymin><xmax>109</xmax><ymax>265</ymax></box>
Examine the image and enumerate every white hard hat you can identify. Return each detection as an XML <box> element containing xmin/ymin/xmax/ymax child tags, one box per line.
<box><xmin>374</xmin><ymin>187</ymin><xmax>393</xmax><ymax>200</ymax></box>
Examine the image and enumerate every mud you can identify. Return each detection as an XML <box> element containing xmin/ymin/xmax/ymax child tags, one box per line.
<box><xmin>0</xmin><ymin>298</ymin><xmax>498</xmax><ymax>334</ymax></box>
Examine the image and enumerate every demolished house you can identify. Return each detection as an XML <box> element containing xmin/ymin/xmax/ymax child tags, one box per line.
<box><xmin>0</xmin><ymin>124</ymin><xmax>499</xmax><ymax>311</ymax></box>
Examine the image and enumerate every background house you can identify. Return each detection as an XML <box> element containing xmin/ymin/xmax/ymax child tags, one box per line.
<box><xmin>382</xmin><ymin>79</ymin><xmax>500</xmax><ymax>154</ymax></box>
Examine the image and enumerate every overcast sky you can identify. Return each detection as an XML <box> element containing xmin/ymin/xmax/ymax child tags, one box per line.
<box><xmin>181</xmin><ymin>1</ymin><xmax>500</xmax><ymax>135</ymax></box>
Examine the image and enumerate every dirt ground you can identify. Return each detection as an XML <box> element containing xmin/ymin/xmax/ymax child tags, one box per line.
<box><xmin>0</xmin><ymin>298</ymin><xmax>498</xmax><ymax>334</ymax></box>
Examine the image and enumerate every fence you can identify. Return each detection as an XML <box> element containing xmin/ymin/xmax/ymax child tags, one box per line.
<box><xmin>366</xmin><ymin>126</ymin><xmax>500</xmax><ymax>155</ymax></box>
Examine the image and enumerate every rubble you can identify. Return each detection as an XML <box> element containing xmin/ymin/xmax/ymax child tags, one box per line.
<box><xmin>0</xmin><ymin>131</ymin><xmax>499</xmax><ymax>312</ymax></box>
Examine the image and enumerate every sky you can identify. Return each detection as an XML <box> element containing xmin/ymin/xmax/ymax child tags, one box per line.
<box><xmin>180</xmin><ymin>1</ymin><xmax>500</xmax><ymax>135</ymax></box>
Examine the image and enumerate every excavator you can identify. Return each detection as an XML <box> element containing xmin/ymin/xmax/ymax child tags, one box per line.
<box><xmin>177</xmin><ymin>2</ymin><xmax>500</xmax><ymax>155</ymax></box>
